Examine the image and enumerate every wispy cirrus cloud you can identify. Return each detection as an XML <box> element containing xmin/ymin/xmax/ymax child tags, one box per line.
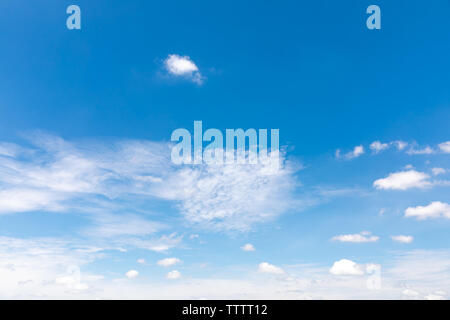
<box><xmin>0</xmin><ymin>133</ymin><xmax>299</xmax><ymax>233</ymax></box>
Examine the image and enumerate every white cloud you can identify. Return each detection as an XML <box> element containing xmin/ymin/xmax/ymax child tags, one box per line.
<box><xmin>1</xmin><ymin>237</ymin><xmax>450</xmax><ymax>299</ymax></box>
<box><xmin>123</xmin><ymin>233</ymin><xmax>183</xmax><ymax>252</ymax></box>
<box><xmin>166</xmin><ymin>270</ymin><xmax>181</xmax><ymax>280</ymax></box>
<box><xmin>0</xmin><ymin>189</ymin><xmax>64</xmax><ymax>214</ymax></box>
<box><xmin>0</xmin><ymin>133</ymin><xmax>171</xmax><ymax>216</ymax></box>
<box><xmin>258</xmin><ymin>262</ymin><xmax>285</xmax><ymax>275</ymax></box>
<box><xmin>373</xmin><ymin>170</ymin><xmax>431</xmax><ymax>190</ymax></box>
<box><xmin>164</xmin><ymin>54</ymin><xmax>203</xmax><ymax>84</ymax></box>
<box><xmin>406</xmin><ymin>146</ymin><xmax>435</xmax><ymax>155</ymax></box>
<box><xmin>153</xmin><ymin>151</ymin><xmax>298</xmax><ymax>232</ymax></box>
<box><xmin>425</xmin><ymin>294</ymin><xmax>445</xmax><ymax>300</ymax></box>
<box><xmin>0</xmin><ymin>133</ymin><xmax>299</xmax><ymax>232</ymax></box>
<box><xmin>332</xmin><ymin>231</ymin><xmax>379</xmax><ymax>243</ymax></box>
<box><xmin>405</xmin><ymin>202</ymin><xmax>450</xmax><ymax>220</ymax></box>
<box><xmin>82</xmin><ymin>214</ymin><xmax>164</xmax><ymax>238</ymax></box>
<box><xmin>370</xmin><ymin>141</ymin><xmax>389</xmax><ymax>153</ymax></box>
<box><xmin>125</xmin><ymin>270</ymin><xmax>139</xmax><ymax>279</ymax></box>
<box><xmin>438</xmin><ymin>141</ymin><xmax>450</xmax><ymax>153</ymax></box>
<box><xmin>391</xmin><ymin>235</ymin><xmax>414</xmax><ymax>244</ymax></box>
<box><xmin>137</xmin><ymin>259</ymin><xmax>146</xmax><ymax>264</ymax></box>
<box><xmin>0</xmin><ymin>236</ymin><xmax>104</xmax><ymax>298</ymax></box>
<box><xmin>329</xmin><ymin>259</ymin><xmax>364</xmax><ymax>276</ymax></box>
<box><xmin>432</xmin><ymin>167</ymin><xmax>446</xmax><ymax>176</ymax></box>
<box><xmin>402</xmin><ymin>289</ymin><xmax>419</xmax><ymax>297</ymax></box>
<box><xmin>241</xmin><ymin>243</ymin><xmax>255</xmax><ymax>251</ymax></box>
<box><xmin>55</xmin><ymin>273</ymin><xmax>89</xmax><ymax>291</ymax></box>
<box><xmin>336</xmin><ymin>145</ymin><xmax>364</xmax><ymax>160</ymax></box>
<box><xmin>157</xmin><ymin>258</ymin><xmax>181</xmax><ymax>267</ymax></box>
<box><xmin>394</xmin><ymin>141</ymin><xmax>408</xmax><ymax>151</ymax></box>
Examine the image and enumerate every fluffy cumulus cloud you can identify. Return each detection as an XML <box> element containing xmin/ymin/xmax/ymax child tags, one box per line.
<box><xmin>258</xmin><ymin>262</ymin><xmax>285</xmax><ymax>275</ymax></box>
<box><xmin>166</xmin><ymin>270</ymin><xmax>181</xmax><ymax>280</ymax></box>
<box><xmin>332</xmin><ymin>231</ymin><xmax>379</xmax><ymax>243</ymax></box>
<box><xmin>241</xmin><ymin>243</ymin><xmax>255</xmax><ymax>251</ymax></box>
<box><xmin>391</xmin><ymin>235</ymin><xmax>414</xmax><ymax>244</ymax></box>
<box><xmin>373</xmin><ymin>170</ymin><xmax>431</xmax><ymax>190</ymax></box>
<box><xmin>157</xmin><ymin>258</ymin><xmax>181</xmax><ymax>267</ymax></box>
<box><xmin>438</xmin><ymin>141</ymin><xmax>450</xmax><ymax>153</ymax></box>
<box><xmin>125</xmin><ymin>270</ymin><xmax>139</xmax><ymax>279</ymax></box>
<box><xmin>329</xmin><ymin>259</ymin><xmax>364</xmax><ymax>276</ymax></box>
<box><xmin>405</xmin><ymin>202</ymin><xmax>450</xmax><ymax>220</ymax></box>
<box><xmin>164</xmin><ymin>54</ymin><xmax>203</xmax><ymax>84</ymax></box>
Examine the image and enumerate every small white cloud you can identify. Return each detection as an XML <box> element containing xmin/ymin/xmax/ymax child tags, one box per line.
<box><xmin>406</xmin><ymin>146</ymin><xmax>435</xmax><ymax>155</ymax></box>
<box><xmin>373</xmin><ymin>170</ymin><xmax>431</xmax><ymax>190</ymax></box>
<box><xmin>166</xmin><ymin>270</ymin><xmax>181</xmax><ymax>280</ymax></box>
<box><xmin>332</xmin><ymin>231</ymin><xmax>379</xmax><ymax>243</ymax></box>
<box><xmin>394</xmin><ymin>141</ymin><xmax>408</xmax><ymax>151</ymax></box>
<box><xmin>329</xmin><ymin>259</ymin><xmax>364</xmax><ymax>276</ymax></box>
<box><xmin>55</xmin><ymin>268</ymin><xmax>89</xmax><ymax>291</ymax></box>
<box><xmin>402</xmin><ymin>289</ymin><xmax>419</xmax><ymax>297</ymax></box>
<box><xmin>391</xmin><ymin>235</ymin><xmax>414</xmax><ymax>243</ymax></box>
<box><xmin>258</xmin><ymin>262</ymin><xmax>285</xmax><ymax>275</ymax></box>
<box><xmin>405</xmin><ymin>201</ymin><xmax>450</xmax><ymax>220</ymax></box>
<box><xmin>241</xmin><ymin>243</ymin><xmax>255</xmax><ymax>251</ymax></box>
<box><xmin>125</xmin><ymin>270</ymin><xmax>139</xmax><ymax>279</ymax></box>
<box><xmin>370</xmin><ymin>141</ymin><xmax>389</xmax><ymax>153</ymax></box>
<box><xmin>157</xmin><ymin>258</ymin><xmax>181</xmax><ymax>267</ymax></box>
<box><xmin>425</xmin><ymin>294</ymin><xmax>445</xmax><ymax>300</ymax></box>
<box><xmin>137</xmin><ymin>259</ymin><xmax>146</xmax><ymax>264</ymax></box>
<box><xmin>164</xmin><ymin>54</ymin><xmax>203</xmax><ymax>84</ymax></box>
<box><xmin>336</xmin><ymin>145</ymin><xmax>364</xmax><ymax>160</ymax></box>
<box><xmin>438</xmin><ymin>141</ymin><xmax>450</xmax><ymax>153</ymax></box>
<box><xmin>432</xmin><ymin>168</ymin><xmax>446</xmax><ymax>176</ymax></box>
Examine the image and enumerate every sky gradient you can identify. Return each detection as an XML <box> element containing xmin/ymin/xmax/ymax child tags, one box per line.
<box><xmin>0</xmin><ymin>0</ymin><xmax>449</xmax><ymax>299</ymax></box>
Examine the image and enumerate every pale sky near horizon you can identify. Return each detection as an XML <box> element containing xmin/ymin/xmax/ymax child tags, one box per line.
<box><xmin>0</xmin><ymin>0</ymin><xmax>449</xmax><ymax>299</ymax></box>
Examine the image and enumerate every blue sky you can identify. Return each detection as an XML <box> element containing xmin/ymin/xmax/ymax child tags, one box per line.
<box><xmin>0</xmin><ymin>0</ymin><xmax>449</xmax><ymax>299</ymax></box>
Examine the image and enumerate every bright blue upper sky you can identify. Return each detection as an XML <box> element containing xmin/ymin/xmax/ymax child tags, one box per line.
<box><xmin>0</xmin><ymin>1</ymin><xmax>449</xmax><ymax>299</ymax></box>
